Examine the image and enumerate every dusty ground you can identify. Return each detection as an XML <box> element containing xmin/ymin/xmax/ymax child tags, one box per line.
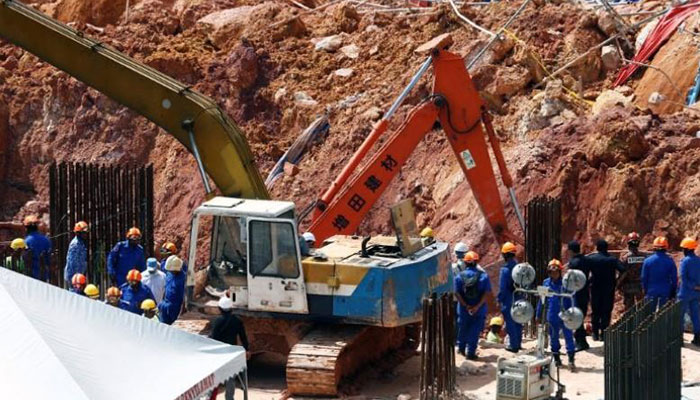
<box><xmin>216</xmin><ymin>333</ymin><xmax>700</xmax><ymax>400</ymax></box>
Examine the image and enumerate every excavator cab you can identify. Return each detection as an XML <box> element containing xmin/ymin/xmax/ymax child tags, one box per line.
<box><xmin>188</xmin><ymin>196</ymin><xmax>309</xmax><ymax>314</ymax></box>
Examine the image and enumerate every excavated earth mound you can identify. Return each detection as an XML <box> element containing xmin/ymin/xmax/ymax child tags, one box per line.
<box><xmin>1</xmin><ymin>0</ymin><xmax>699</xmax><ymax>271</ymax></box>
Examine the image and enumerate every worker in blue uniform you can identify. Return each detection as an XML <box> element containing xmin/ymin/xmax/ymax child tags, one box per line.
<box><xmin>454</xmin><ymin>251</ymin><xmax>491</xmax><ymax>360</ymax></box>
<box><xmin>158</xmin><ymin>255</ymin><xmax>186</xmax><ymax>325</ymax></box>
<box><xmin>159</xmin><ymin>241</ymin><xmax>188</xmax><ymax>274</ymax></box>
<box><xmin>498</xmin><ymin>242</ymin><xmax>522</xmax><ymax>352</ymax></box>
<box><xmin>107</xmin><ymin>227</ymin><xmax>146</xmax><ymax>286</ymax></box>
<box><xmin>23</xmin><ymin>215</ymin><xmax>52</xmax><ymax>282</ymax></box>
<box><xmin>65</xmin><ymin>221</ymin><xmax>89</xmax><ymax>289</ymax></box>
<box><xmin>641</xmin><ymin>236</ymin><xmax>678</xmax><ymax>311</ymax></box>
<box><xmin>119</xmin><ymin>269</ymin><xmax>155</xmax><ymax>315</ymax></box>
<box><xmin>679</xmin><ymin>237</ymin><xmax>700</xmax><ymax>345</ymax></box>
<box><xmin>537</xmin><ymin>259</ymin><xmax>576</xmax><ymax>371</ymax></box>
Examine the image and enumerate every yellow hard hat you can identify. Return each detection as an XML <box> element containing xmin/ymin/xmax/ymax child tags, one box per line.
<box><xmin>10</xmin><ymin>238</ymin><xmax>26</xmax><ymax>250</ymax></box>
<box><xmin>420</xmin><ymin>227</ymin><xmax>434</xmax><ymax>238</ymax></box>
<box><xmin>84</xmin><ymin>284</ymin><xmax>99</xmax><ymax>299</ymax></box>
<box><xmin>141</xmin><ymin>299</ymin><xmax>157</xmax><ymax>311</ymax></box>
<box><xmin>490</xmin><ymin>316</ymin><xmax>504</xmax><ymax>326</ymax></box>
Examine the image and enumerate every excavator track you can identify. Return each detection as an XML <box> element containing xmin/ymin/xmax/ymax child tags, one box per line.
<box><xmin>286</xmin><ymin>325</ymin><xmax>411</xmax><ymax>396</ymax></box>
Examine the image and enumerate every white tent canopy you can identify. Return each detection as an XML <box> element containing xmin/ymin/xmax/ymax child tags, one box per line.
<box><xmin>0</xmin><ymin>267</ymin><xmax>246</xmax><ymax>400</ymax></box>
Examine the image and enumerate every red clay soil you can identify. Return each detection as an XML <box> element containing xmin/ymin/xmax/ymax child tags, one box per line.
<box><xmin>1</xmin><ymin>0</ymin><xmax>699</xmax><ymax>275</ymax></box>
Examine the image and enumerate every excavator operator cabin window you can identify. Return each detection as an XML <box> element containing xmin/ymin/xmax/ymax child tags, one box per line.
<box><xmin>249</xmin><ymin>220</ymin><xmax>300</xmax><ymax>279</ymax></box>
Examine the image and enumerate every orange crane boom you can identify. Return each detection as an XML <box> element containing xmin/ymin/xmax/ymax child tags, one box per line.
<box><xmin>309</xmin><ymin>47</ymin><xmax>524</xmax><ymax>245</ymax></box>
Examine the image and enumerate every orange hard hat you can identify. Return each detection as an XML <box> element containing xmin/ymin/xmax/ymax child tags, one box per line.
<box><xmin>71</xmin><ymin>273</ymin><xmax>87</xmax><ymax>285</ymax></box>
<box><xmin>652</xmin><ymin>236</ymin><xmax>669</xmax><ymax>250</ymax></box>
<box><xmin>548</xmin><ymin>258</ymin><xmax>564</xmax><ymax>271</ymax></box>
<box><xmin>501</xmin><ymin>242</ymin><xmax>517</xmax><ymax>254</ymax></box>
<box><xmin>680</xmin><ymin>237</ymin><xmax>698</xmax><ymax>250</ymax></box>
<box><xmin>126</xmin><ymin>269</ymin><xmax>142</xmax><ymax>282</ymax></box>
<box><xmin>23</xmin><ymin>215</ymin><xmax>39</xmax><ymax>226</ymax></box>
<box><xmin>626</xmin><ymin>232</ymin><xmax>640</xmax><ymax>243</ymax></box>
<box><xmin>161</xmin><ymin>242</ymin><xmax>177</xmax><ymax>254</ymax></box>
<box><xmin>73</xmin><ymin>221</ymin><xmax>89</xmax><ymax>233</ymax></box>
<box><xmin>106</xmin><ymin>286</ymin><xmax>121</xmax><ymax>297</ymax></box>
<box><xmin>464</xmin><ymin>251</ymin><xmax>480</xmax><ymax>262</ymax></box>
<box><xmin>126</xmin><ymin>227</ymin><xmax>142</xmax><ymax>239</ymax></box>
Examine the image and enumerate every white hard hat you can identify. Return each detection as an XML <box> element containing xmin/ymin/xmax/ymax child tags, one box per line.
<box><xmin>302</xmin><ymin>232</ymin><xmax>316</xmax><ymax>242</ymax></box>
<box><xmin>164</xmin><ymin>255</ymin><xmax>183</xmax><ymax>272</ymax></box>
<box><xmin>454</xmin><ymin>242</ymin><xmax>468</xmax><ymax>253</ymax></box>
<box><xmin>218</xmin><ymin>296</ymin><xmax>234</xmax><ymax>310</ymax></box>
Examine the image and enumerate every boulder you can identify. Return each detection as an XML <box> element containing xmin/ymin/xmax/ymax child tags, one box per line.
<box><xmin>592</xmin><ymin>90</ymin><xmax>633</xmax><ymax>116</ymax></box>
<box><xmin>294</xmin><ymin>91</ymin><xmax>318</xmax><ymax>107</ymax></box>
<box><xmin>334</xmin><ymin>68</ymin><xmax>354</xmax><ymax>78</ymax></box>
<box><xmin>314</xmin><ymin>34</ymin><xmax>343</xmax><ymax>52</ymax></box>
<box><xmin>601</xmin><ymin>45</ymin><xmax>621</xmax><ymax>71</ymax></box>
<box><xmin>340</xmin><ymin>44</ymin><xmax>360</xmax><ymax>59</ymax></box>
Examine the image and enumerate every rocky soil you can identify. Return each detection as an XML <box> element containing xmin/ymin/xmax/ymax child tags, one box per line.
<box><xmin>1</xmin><ymin>0</ymin><xmax>699</xmax><ymax>268</ymax></box>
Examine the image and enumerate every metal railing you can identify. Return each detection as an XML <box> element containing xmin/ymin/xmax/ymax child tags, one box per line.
<box><xmin>604</xmin><ymin>300</ymin><xmax>683</xmax><ymax>400</ymax></box>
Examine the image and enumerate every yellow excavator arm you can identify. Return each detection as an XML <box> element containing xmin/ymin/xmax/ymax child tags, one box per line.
<box><xmin>0</xmin><ymin>0</ymin><xmax>269</xmax><ymax>199</ymax></box>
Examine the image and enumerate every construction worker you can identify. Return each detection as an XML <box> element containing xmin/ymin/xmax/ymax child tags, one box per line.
<box><xmin>23</xmin><ymin>215</ymin><xmax>52</xmax><ymax>282</ymax></box>
<box><xmin>65</xmin><ymin>221</ymin><xmax>89</xmax><ymax>290</ymax></box>
<box><xmin>120</xmin><ymin>269</ymin><xmax>155</xmax><ymax>315</ymax></box>
<box><xmin>210</xmin><ymin>296</ymin><xmax>249</xmax><ymax>400</ymax></box>
<box><xmin>641</xmin><ymin>236</ymin><xmax>678</xmax><ymax>311</ymax></box>
<box><xmin>537</xmin><ymin>259</ymin><xmax>576</xmax><ymax>371</ymax></box>
<box><xmin>6</xmin><ymin>238</ymin><xmax>27</xmax><ymax>274</ymax></box>
<box><xmin>566</xmin><ymin>240</ymin><xmax>590</xmax><ymax>350</ymax></box>
<box><xmin>420</xmin><ymin>227</ymin><xmax>435</xmax><ymax>246</ymax></box>
<box><xmin>498</xmin><ymin>242</ymin><xmax>522</xmax><ymax>352</ymax></box>
<box><xmin>455</xmin><ymin>251</ymin><xmax>491</xmax><ymax>359</ymax></box>
<box><xmin>105</xmin><ymin>286</ymin><xmax>124</xmax><ymax>308</ymax></box>
<box><xmin>679</xmin><ymin>237</ymin><xmax>700</xmax><ymax>345</ymax></box>
<box><xmin>142</xmin><ymin>257</ymin><xmax>166</xmax><ymax>303</ymax></box>
<box><xmin>158</xmin><ymin>255</ymin><xmax>186</xmax><ymax>325</ymax></box>
<box><xmin>618</xmin><ymin>232</ymin><xmax>648</xmax><ymax>310</ymax></box>
<box><xmin>141</xmin><ymin>299</ymin><xmax>160</xmax><ymax>322</ymax></box>
<box><xmin>587</xmin><ymin>239</ymin><xmax>625</xmax><ymax>341</ymax></box>
<box><xmin>84</xmin><ymin>284</ymin><xmax>100</xmax><ymax>300</ymax></box>
<box><xmin>299</xmin><ymin>232</ymin><xmax>315</xmax><ymax>256</ymax></box>
<box><xmin>486</xmin><ymin>316</ymin><xmax>504</xmax><ymax>344</ymax></box>
<box><xmin>107</xmin><ymin>227</ymin><xmax>146</xmax><ymax>287</ymax></box>
<box><xmin>159</xmin><ymin>242</ymin><xmax>188</xmax><ymax>273</ymax></box>
<box><xmin>452</xmin><ymin>242</ymin><xmax>468</xmax><ymax>276</ymax></box>
<box><xmin>70</xmin><ymin>273</ymin><xmax>87</xmax><ymax>296</ymax></box>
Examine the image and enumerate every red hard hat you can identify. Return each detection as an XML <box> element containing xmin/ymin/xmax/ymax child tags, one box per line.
<box><xmin>126</xmin><ymin>269</ymin><xmax>142</xmax><ymax>282</ymax></box>
<box><xmin>106</xmin><ymin>286</ymin><xmax>121</xmax><ymax>297</ymax></box>
<box><xmin>71</xmin><ymin>273</ymin><xmax>87</xmax><ymax>285</ymax></box>
<box><xmin>626</xmin><ymin>232</ymin><xmax>640</xmax><ymax>243</ymax></box>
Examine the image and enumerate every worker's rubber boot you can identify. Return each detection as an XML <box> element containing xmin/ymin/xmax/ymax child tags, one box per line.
<box><xmin>568</xmin><ymin>354</ymin><xmax>577</xmax><ymax>373</ymax></box>
<box><xmin>467</xmin><ymin>353</ymin><xmax>478</xmax><ymax>361</ymax></box>
<box><xmin>553</xmin><ymin>354</ymin><xmax>562</xmax><ymax>367</ymax></box>
<box><xmin>693</xmin><ymin>334</ymin><xmax>700</xmax><ymax>346</ymax></box>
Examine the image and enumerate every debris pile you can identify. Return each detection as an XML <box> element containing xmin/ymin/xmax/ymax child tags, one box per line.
<box><xmin>1</xmin><ymin>0</ymin><xmax>700</xmax><ymax>263</ymax></box>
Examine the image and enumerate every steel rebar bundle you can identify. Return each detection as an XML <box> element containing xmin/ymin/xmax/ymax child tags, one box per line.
<box><xmin>48</xmin><ymin>162</ymin><xmax>154</xmax><ymax>293</ymax></box>
<box><xmin>420</xmin><ymin>293</ymin><xmax>456</xmax><ymax>400</ymax></box>
<box><xmin>604</xmin><ymin>300</ymin><xmax>682</xmax><ymax>400</ymax></box>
